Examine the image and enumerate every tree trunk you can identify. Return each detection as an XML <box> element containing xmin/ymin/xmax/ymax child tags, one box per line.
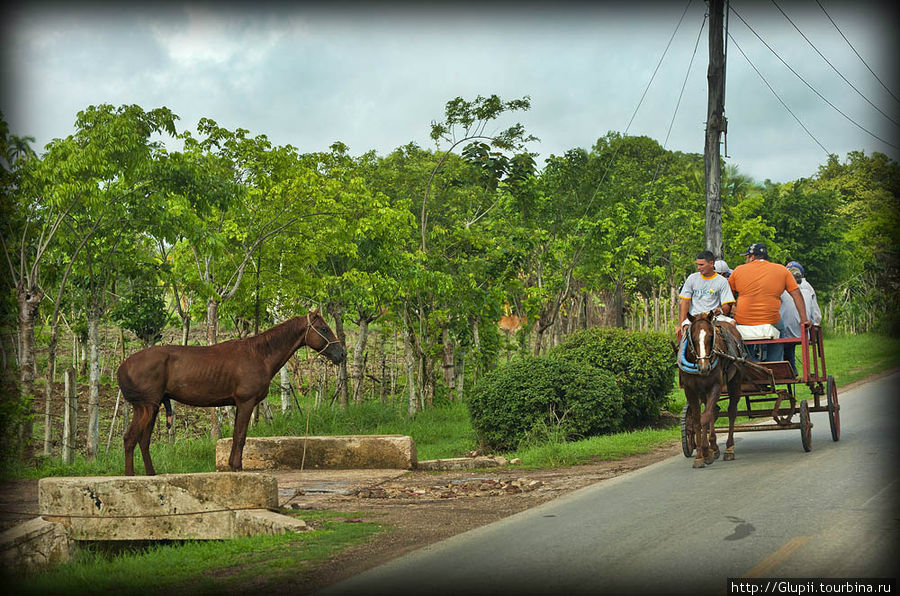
<box><xmin>441</xmin><ymin>327</ymin><xmax>455</xmax><ymax>401</ymax></box>
<box><xmin>206</xmin><ymin>297</ymin><xmax>221</xmax><ymax>440</ymax></box>
<box><xmin>326</xmin><ymin>304</ymin><xmax>349</xmax><ymax>409</ymax></box>
<box><xmin>15</xmin><ymin>284</ymin><xmax>42</xmax><ymax>457</ymax></box>
<box><xmin>62</xmin><ymin>367</ymin><xmax>77</xmax><ymax>465</ymax></box>
<box><xmin>403</xmin><ymin>324</ymin><xmax>418</xmax><ymax>417</ymax></box>
<box><xmin>455</xmin><ymin>350</ymin><xmax>466</xmax><ymax>402</ymax></box>
<box><xmin>86</xmin><ymin>309</ymin><xmax>101</xmax><ymax>460</ymax></box>
<box><xmin>181</xmin><ymin>314</ymin><xmax>191</xmax><ymax>346</ymax></box>
<box><xmin>352</xmin><ymin>317</ymin><xmax>371</xmax><ymax>405</ymax></box>
<box><xmin>279</xmin><ymin>365</ymin><xmax>291</xmax><ymax>413</ymax></box>
<box><xmin>42</xmin><ymin>327</ymin><xmax>59</xmax><ymax>456</ymax></box>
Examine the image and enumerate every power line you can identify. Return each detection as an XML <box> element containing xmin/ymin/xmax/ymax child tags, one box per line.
<box><xmin>815</xmin><ymin>0</ymin><xmax>900</xmax><ymax>106</ymax></box>
<box><xmin>730</xmin><ymin>5</ymin><xmax>899</xmax><ymax>151</ymax></box>
<box><xmin>728</xmin><ymin>32</ymin><xmax>830</xmax><ymax>155</ymax></box>
<box><xmin>771</xmin><ymin>0</ymin><xmax>900</xmax><ymax>128</ymax></box>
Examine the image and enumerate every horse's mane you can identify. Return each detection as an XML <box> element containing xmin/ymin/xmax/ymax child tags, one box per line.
<box><xmin>246</xmin><ymin>316</ymin><xmax>308</xmax><ymax>357</ymax></box>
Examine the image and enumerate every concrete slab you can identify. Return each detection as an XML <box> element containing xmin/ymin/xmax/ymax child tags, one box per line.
<box><xmin>0</xmin><ymin>516</ymin><xmax>72</xmax><ymax>574</ymax></box>
<box><xmin>417</xmin><ymin>456</ymin><xmax>508</xmax><ymax>471</ymax></box>
<box><xmin>38</xmin><ymin>473</ymin><xmax>282</xmax><ymax>541</ymax></box>
<box><xmin>216</xmin><ymin>435</ymin><xmax>417</xmax><ymax>471</ymax></box>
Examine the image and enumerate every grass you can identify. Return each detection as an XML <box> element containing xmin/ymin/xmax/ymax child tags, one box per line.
<box><xmin>6</xmin><ymin>511</ymin><xmax>381</xmax><ymax>594</ymax></box>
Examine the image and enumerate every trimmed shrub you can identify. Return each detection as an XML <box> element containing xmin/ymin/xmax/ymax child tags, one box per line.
<box><xmin>467</xmin><ymin>356</ymin><xmax>624</xmax><ymax>451</ymax></box>
<box><xmin>548</xmin><ymin>327</ymin><xmax>677</xmax><ymax>428</ymax></box>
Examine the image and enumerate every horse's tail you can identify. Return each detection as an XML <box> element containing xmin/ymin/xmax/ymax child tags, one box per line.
<box><xmin>162</xmin><ymin>397</ymin><xmax>174</xmax><ymax>429</ymax></box>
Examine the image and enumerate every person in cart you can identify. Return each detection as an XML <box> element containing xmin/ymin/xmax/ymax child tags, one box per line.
<box><xmin>679</xmin><ymin>250</ymin><xmax>735</xmax><ymax>329</ymax></box>
<box><xmin>779</xmin><ymin>261</ymin><xmax>822</xmax><ymax>374</ymax></box>
<box><xmin>729</xmin><ymin>243</ymin><xmax>809</xmax><ymax>362</ymax></box>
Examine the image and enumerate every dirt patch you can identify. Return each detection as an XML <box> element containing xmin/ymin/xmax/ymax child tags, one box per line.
<box><xmin>260</xmin><ymin>444</ymin><xmax>681</xmax><ymax>594</ymax></box>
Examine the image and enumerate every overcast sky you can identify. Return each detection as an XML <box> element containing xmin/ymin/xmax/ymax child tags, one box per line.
<box><xmin>2</xmin><ymin>1</ymin><xmax>898</xmax><ymax>183</ymax></box>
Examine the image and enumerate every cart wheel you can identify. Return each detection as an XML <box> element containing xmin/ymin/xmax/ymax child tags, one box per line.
<box><xmin>680</xmin><ymin>404</ymin><xmax>695</xmax><ymax>458</ymax></box>
<box><xmin>827</xmin><ymin>375</ymin><xmax>841</xmax><ymax>441</ymax></box>
<box><xmin>799</xmin><ymin>399</ymin><xmax>812</xmax><ymax>452</ymax></box>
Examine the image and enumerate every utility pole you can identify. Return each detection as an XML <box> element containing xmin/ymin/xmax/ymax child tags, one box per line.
<box><xmin>705</xmin><ymin>0</ymin><xmax>726</xmax><ymax>258</ymax></box>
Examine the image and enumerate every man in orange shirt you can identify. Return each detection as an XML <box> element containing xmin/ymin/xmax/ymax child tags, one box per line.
<box><xmin>728</xmin><ymin>243</ymin><xmax>809</xmax><ymax>362</ymax></box>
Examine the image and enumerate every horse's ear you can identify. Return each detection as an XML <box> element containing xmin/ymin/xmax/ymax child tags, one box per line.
<box><xmin>687</xmin><ymin>313</ymin><xmax>695</xmax><ymax>323</ymax></box>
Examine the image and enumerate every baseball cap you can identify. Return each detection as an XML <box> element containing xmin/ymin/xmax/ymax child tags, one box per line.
<box><xmin>714</xmin><ymin>260</ymin><xmax>731</xmax><ymax>276</ymax></box>
<box><xmin>786</xmin><ymin>261</ymin><xmax>804</xmax><ymax>276</ymax></box>
<box><xmin>743</xmin><ymin>243</ymin><xmax>768</xmax><ymax>257</ymax></box>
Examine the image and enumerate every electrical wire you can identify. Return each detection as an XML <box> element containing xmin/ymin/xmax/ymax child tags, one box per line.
<box><xmin>730</xmin><ymin>5</ymin><xmax>899</xmax><ymax>151</ymax></box>
<box><xmin>771</xmin><ymin>0</ymin><xmax>899</xmax><ymax>128</ymax></box>
<box><xmin>815</xmin><ymin>0</ymin><xmax>900</xmax><ymax>106</ymax></box>
<box><xmin>728</xmin><ymin>32</ymin><xmax>830</xmax><ymax>154</ymax></box>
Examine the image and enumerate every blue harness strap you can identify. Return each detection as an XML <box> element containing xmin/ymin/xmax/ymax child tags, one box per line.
<box><xmin>678</xmin><ymin>328</ymin><xmax>719</xmax><ymax>375</ymax></box>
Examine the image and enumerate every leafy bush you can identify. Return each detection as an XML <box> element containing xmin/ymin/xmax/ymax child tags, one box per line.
<box><xmin>548</xmin><ymin>327</ymin><xmax>676</xmax><ymax>428</ymax></box>
<box><xmin>467</xmin><ymin>356</ymin><xmax>624</xmax><ymax>451</ymax></box>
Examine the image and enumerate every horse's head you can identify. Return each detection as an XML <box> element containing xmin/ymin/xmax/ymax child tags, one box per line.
<box><xmin>305</xmin><ymin>310</ymin><xmax>347</xmax><ymax>365</ymax></box>
<box><xmin>686</xmin><ymin>312</ymin><xmax>717</xmax><ymax>375</ymax></box>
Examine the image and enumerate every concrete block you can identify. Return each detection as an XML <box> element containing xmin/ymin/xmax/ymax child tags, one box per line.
<box><xmin>1</xmin><ymin>517</ymin><xmax>72</xmax><ymax>575</ymax></box>
<box><xmin>38</xmin><ymin>473</ymin><xmax>278</xmax><ymax>541</ymax></box>
<box><xmin>234</xmin><ymin>509</ymin><xmax>307</xmax><ymax>536</ymax></box>
<box><xmin>216</xmin><ymin>435</ymin><xmax>417</xmax><ymax>471</ymax></box>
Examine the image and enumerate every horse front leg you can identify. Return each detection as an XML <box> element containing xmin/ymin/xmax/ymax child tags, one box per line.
<box><xmin>689</xmin><ymin>397</ymin><xmax>708</xmax><ymax>468</ymax></box>
<box><xmin>228</xmin><ymin>397</ymin><xmax>259</xmax><ymax>472</ymax></box>
<box><xmin>706</xmin><ymin>387</ymin><xmax>722</xmax><ymax>464</ymax></box>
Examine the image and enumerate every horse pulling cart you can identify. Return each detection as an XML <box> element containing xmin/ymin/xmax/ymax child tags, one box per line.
<box><xmin>680</xmin><ymin>323</ymin><xmax>840</xmax><ymax>460</ymax></box>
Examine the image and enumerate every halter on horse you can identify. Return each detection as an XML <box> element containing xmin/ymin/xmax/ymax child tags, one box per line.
<box><xmin>679</xmin><ymin>312</ymin><xmax>745</xmax><ymax>468</ymax></box>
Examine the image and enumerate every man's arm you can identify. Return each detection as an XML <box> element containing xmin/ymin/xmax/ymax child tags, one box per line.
<box><xmin>789</xmin><ymin>288</ymin><xmax>809</xmax><ymax>326</ymax></box>
<box><xmin>679</xmin><ymin>298</ymin><xmax>691</xmax><ymax>325</ymax></box>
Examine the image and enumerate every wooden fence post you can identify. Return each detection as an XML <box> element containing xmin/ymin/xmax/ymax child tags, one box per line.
<box><xmin>62</xmin><ymin>367</ymin><xmax>76</xmax><ymax>465</ymax></box>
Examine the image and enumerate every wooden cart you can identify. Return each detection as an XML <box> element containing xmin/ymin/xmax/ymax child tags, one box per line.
<box><xmin>680</xmin><ymin>325</ymin><xmax>840</xmax><ymax>457</ymax></box>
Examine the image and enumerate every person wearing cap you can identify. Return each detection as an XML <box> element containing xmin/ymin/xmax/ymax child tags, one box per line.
<box><xmin>779</xmin><ymin>262</ymin><xmax>822</xmax><ymax>374</ymax></box>
<box><xmin>679</xmin><ymin>250</ymin><xmax>735</xmax><ymax>331</ymax></box>
<box><xmin>729</xmin><ymin>243</ymin><xmax>809</xmax><ymax>362</ymax></box>
<box><xmin>714</xmin><ymin>259</ymin><xmax>732</xmax><ymax>278</ymax></box>
<box><xmin>786</xmin><ymin>261</ymin><xmax>821</xmax><ymax>325</ymax></box>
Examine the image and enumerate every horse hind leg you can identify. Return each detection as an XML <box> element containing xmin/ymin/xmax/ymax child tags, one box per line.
<box><xmin>124</xmin><ymin>403</ymin><xmax>152</xmax><ymax>476</ymax></box>
<box><xmin>138</xmin><ymin>405</ymin><xmax>161</xmax><ymax>475</ymax></box>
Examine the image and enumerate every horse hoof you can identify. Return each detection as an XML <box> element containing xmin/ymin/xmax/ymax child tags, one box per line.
<box><xmin>704</xmin><ymin>454</ymin><xmax>716</xmax><ymax>465</ymax></box>
<box><xmin>713</xmin><ymin>449</ymin><xmax>721</xmax><ymax>460</ymax></box>
<box><xmin>692</xmin><ymin>460</ymin><xmax>706</xmax><ymax>468</ymax></box>
<box><xmin>723</xmin><ymin>452</ymin><xmax>735</xmax><ymax>461</ymax></box>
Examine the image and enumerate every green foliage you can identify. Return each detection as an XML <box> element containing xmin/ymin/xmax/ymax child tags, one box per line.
<box><xmin>467</xmin><ymin>356</ymin><xmax>624</xmax><ymax>451</ymax></box>
<box><xmin>548</xmin><ymin>327</ymin><xmax>676</xmax><ymax>428</ymax></box>
<box><xmin>110</xmin><ymin>282</ymin><xmax>169</xmax><ymax>346</ymax></box>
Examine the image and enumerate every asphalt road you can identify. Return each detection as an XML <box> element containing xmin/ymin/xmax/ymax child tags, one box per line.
<box><xmin>318</xmin><ymin>373</ymin><xmax>899</xmax><ymax>596</ymax></box>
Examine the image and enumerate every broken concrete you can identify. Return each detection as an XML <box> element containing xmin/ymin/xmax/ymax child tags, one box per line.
<box><xmin>417</xmin><ymin>456</ymin><xmax>508</xmax><ymax>471</ymax></box>
<box><xmin>216</xmin><ymin>435</ymin><xmax>417</xmax><ymax>471</ymax></box>
<box><xmin>37</xmin><ymin>472</ymin><xmax>298</xmax><ymax>541</ymax></box>
<box><xmin>0</xmin><ymin>516</ymin><xmax>72</xmax><ymax>574</ymax></box>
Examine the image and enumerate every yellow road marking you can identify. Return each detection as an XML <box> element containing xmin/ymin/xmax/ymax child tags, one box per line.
<box><xmin>742</xmin><ymin>536</ymin><xmax>811</xmax><ymax>578</ymax></box>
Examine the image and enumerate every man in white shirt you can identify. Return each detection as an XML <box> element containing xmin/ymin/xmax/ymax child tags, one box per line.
<box><xmin>679</xmin><ymin>250</ymin><xmax>736</xmax><ymax>328</ymax></box>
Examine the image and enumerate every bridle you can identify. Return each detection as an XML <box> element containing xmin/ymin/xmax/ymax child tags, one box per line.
<box><xmin>303</xmin><ymin>315</ymin><xmax>342</xmax><ymax>356</ymax></box>
<box><xmin>679</xmin><ymin>318</ymin><xmax>720</xmax><ymax>375</ymax></box>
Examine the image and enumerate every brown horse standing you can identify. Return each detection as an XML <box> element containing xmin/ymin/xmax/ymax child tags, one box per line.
<box><xmin>679</xmin><ymin>312</ymin><xmax>745</xmax><ymax>468</ymax></box>
<box><xmin>117</xmin><ymin>311</ymin><xmax>346</xmax><ymax>475</ymax></box>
